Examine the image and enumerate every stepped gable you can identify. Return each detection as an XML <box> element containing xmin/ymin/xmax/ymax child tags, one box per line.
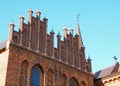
<box><xmin>6</xmin><ymin>9</ymin><xmax>92</xmax><ymax>72</ymax></box>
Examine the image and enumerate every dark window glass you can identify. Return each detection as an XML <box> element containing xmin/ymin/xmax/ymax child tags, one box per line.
<box><xmin>69</xmin><ymin>78</ymin><xmax>79</xmax><ymax>86</ymax></box>
<box><xmin>31</xmin><ymin>67</ymin><xmax>40</xmax><ymax>86</ymax></box>
<box><xmin>70</xmin><ymin>82</ymin><xmax>74</xmax><ymax>86</ymax></box>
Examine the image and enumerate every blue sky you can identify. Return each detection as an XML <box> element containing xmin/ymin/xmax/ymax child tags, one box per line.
<box><xmin>0</xmin><ymin>0</ymin><xmax>120</xmax><ymax>72</ymax></box>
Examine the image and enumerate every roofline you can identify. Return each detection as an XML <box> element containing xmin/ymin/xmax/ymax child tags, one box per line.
<box><xmin>0</xmin><ymin>39</ymin><xmax>7</xmax><ymax>51</ymax></box>
<box><xmin>102</xmin><ymin>71</ymin><xmax>120</xmax><ymax>80</ymax></box>
<box><xmin>0</xmin><ymin>48</ymin><xmax>6</xmax><ymax>53</ymax></box>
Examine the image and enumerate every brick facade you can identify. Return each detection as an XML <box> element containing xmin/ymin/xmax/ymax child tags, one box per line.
<box><xmin>0</xmin><ymin>9</ymin><xmax>93</xmax><ymax>86</ymax></box>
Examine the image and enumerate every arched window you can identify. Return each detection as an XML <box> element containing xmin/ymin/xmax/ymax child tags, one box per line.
<box><xmin>30</xmin><ymin>66</ymin><xmax>40</xmax><ymax>86</ymax></box>
<box><xmin>46</xmin><ymin>69</ymin><xmax>54</xmax><ymax>86</ymax></box>
<box><xmin>61</xmin><ymin>74</ymin><xmax>67</xmax><ymax>86</ymax></box>
<box><xmin>20</xmin><ymin>60</ymin><xmax>29</xmax><ymax>86</ymax></box>
<box><xmin>69</xmin><ymin>78</ymin><xmax>79</xmax><ymax>86</ymax></box>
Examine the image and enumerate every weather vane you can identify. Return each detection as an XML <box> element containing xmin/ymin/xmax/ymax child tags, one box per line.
<box><xmin>113</xmin><ymin>55</ymin><xmax>117</xmax><ymax>62</ymax></box>
<box><xmin>77</xmin><ymin>14</ymin><xmax>80</xmax><ymax>22</ymax></box>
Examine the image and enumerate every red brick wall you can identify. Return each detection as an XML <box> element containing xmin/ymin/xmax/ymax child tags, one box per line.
<box><xmin>5</xmin><ymin>44</ymin><xmax>93</xmax><ymax>86</ymax></box>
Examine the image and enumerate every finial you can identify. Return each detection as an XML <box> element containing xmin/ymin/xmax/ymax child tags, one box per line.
<box><xmin>63</xmin><ymin>27</ymin><xmax>67</xmax><ymax>39</ymax></box>
<box><xmin>28</xmin><ymin>9</ymin><xmax>33</xmax><ymax>12</ymax></box>
<box><xmin>9</xmin><ymin>21</ymin><xmax>15</xmax><ymax>28</ymax></box>
<box><xmin>57</xmin><ymin>32</ymin><xmax>61</xmax><ymax>37</ymax></box>
<box><xmin>88</xmin><ymin>55</ymin><xmax>91</xmax><ymax>60</ymax></box>
<box><xmin>76</xmin><ymin>14</ymin><xmax>80</xmax><ymax>35</ymax></box>
<box><xmin>36</xmin><ymin>9</ymin><xmax>41</xmax><ymax>13</ymax></box>
<box><xmin>58</xmin><ymin>32</ymin><xmax>60</xmax><ymax>35</ymax></box>
<box><xmin>52</xmin><ymin>25</ymin><xmax>53</xmax><ymax>30</ymax></box>
<box><xmin>88</xmin><ymin>55</ymin><xmax>90</xmax><ymax>59</ymax></box>
<box><xmin>43</xmin><ymin>16</ymin><xmax>48</xmax><ymax>24</ymax></box>
<box><xmin>113</xmin><ymin>55</ymin><xmax>117</xmax><ymax>62</ymax></box>
<box><xmin>51</xmin><ymin>28</ymin><xmax>54</xmax><ymax>33</ymax></box>
<box><xmin>69</xmin><ymin>28</ymin><xmax>73</xmax><ymax>35</ymax></box>
<box><xmin>43</xmin><ymin>16</ymin><xmax>48</xmax><ymax>20</ymax></box>
<box><xmin>28</xmin><ymin>9</ymin><xmax>33</xmax><ymax>15</ymax></box>
<box><xmin>28</xmin><ymin>9</ymin><xmax>33</xmax><ymax>24</ymax></box>
<box><xmin>77</xmin><ymin>14</ymin><xmax>80</xmax><ymax>23</ymax></box>
<box><xmin>44</xmin><ymin>13</ymin><xmax>48</xmax><ymax>20</ymax></box>
<box><xmin>36</xmin><ymin>10</ymin><xmax>41</xmax><ymax>18</ymax></box>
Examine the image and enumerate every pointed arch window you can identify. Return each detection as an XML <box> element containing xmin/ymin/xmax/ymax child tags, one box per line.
<box><xmin>69</xmin><ymin>78</ymin><xmax>79</xmax><ymax>86</ymax></box>
<box><xmin>46</xmin><ymin>69</ymin><xmax>54</xmax><ymax>86</ymax></box>
<box><xmin>61</xmin><ymin>74</ymin><xmax>67</xmax><ymax>86</ymax></box>
<box><xmin>31</xmin><ymin>67</ymin><xmax>40</xmax><ymax>86</ymax></box>
<box><xmin>20</xmin><ymin>60</ymin><xmax>29</xmax><ymax>86</ymax></box>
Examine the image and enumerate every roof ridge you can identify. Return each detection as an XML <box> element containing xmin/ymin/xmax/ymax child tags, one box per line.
<box><xmin>94</xmin><ymin>62</ymin><xmax>119</xmax><ymax>80</ymax></box>
<box><xmin>111</xmin><ymin>62</ymin><xmax>119</xmax><ymax>73</ymax></box>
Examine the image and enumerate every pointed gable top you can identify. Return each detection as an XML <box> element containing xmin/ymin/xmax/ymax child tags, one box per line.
<box><xmin>77</xmin><ymin>23</ymin><xmax>84</xmax><ymax>49</ymax></box>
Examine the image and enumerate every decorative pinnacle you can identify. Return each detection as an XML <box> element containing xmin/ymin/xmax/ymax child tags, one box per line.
<box><xmin>9</xmin><ymin>22</ymin><xmax>15</xmax><ymax>29</ymax></box>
